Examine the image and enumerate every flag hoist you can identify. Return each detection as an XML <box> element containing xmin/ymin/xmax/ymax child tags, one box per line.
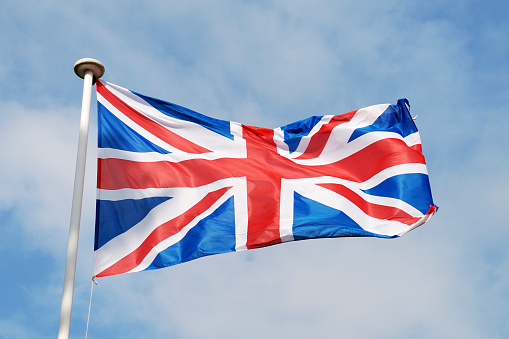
<box><xmin>58</xmin><ymin>58</ymin><xmax>105</xmax><ymax>339</ymax></box>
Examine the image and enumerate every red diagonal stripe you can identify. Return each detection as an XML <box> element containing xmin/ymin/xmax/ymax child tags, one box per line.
<box><xmin>97</xmin><ymin>81</ymin><xmax>212</xmax><ymax>154</ymax></box>
<box><xmin>96</xmin><ymin>186</ymin><xmax>232</xmax><ymax>277</ymax></box>
<box><xmin>295</xmin><ymin>111</ymin><xmax>356</xmax><ymax>160</ymax></box>
<box><xmin>318</xmin><ymin>183</ymin><xmax>420</xmax><ymax>225</ymax></box>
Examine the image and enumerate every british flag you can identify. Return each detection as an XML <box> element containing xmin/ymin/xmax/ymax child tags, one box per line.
<box><xmin>93</xmin><ymin>80</ymin><xmax>437</xmax><ymax>277</ymax></box>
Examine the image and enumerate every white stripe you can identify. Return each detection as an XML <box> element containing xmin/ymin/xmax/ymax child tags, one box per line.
<box><xmin>361</xmin><ymin>163</ymin><xmax>428</xmax><ymax>189</ymax></box>
<box><xmin>403</xmin><ymin>132</ymin><xmax>421</xmax><ymax>148</ymax></box>
<box><xmin>230</xmin><ymin>121</ymin><xmax>244</xmax><ymax>139</ymax></box>
<box><xmin>98</xmin><ymin>187</ymin><xmax>179</xmax><ymax>201</ymax></box>
<box><xmin>98</xmin><ymin>147</ymin><xmax>245</xmax><ymax>162</ymax></box>
<box><xmin>279</xmin><ymin>179</ymin><xmax>295</xmax><ymax>242</ymax></box>
<box><xmin>97</xmin><ymin>177</ymin><xmax>240</xmax><ymax>201</ymax></box>
<box><xmin>233</xmin><ymin>178</ymin><xmax>249</xmax><ymax>251</ymax></box>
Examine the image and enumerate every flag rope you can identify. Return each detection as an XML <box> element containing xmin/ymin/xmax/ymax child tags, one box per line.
<box><xmin>85</xmin><ymin>277</ymin><xmax>98</xmax><ymax>339</ymax></box>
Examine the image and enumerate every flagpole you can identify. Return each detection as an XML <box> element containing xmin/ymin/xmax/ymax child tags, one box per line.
<box><xmin>58</xmin><ymin>58</ymin><xmax>105</xmax><ymax>339</ymax></box>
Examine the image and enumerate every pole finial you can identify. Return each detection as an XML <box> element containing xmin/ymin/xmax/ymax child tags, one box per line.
<box><xmin>74</xmin><ymin>58</ymin><xmax>105</xmax><ymax>83</ymax></box>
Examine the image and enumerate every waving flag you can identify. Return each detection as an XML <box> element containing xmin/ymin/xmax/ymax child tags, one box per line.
<box><xmin>94</xmin><ymin>80</ymin><xmax>437</xmax><ymax>277</ymax></box>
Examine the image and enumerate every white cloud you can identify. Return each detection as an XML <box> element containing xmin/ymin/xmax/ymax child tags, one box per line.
<box><xmin>0</xmin><ymin>100</ymin><xmax>96</xmax><ymax>256</ymax></box>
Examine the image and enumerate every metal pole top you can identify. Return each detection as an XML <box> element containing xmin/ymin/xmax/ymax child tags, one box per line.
<box><xmin>74</xmin><ymin>58</ymin><xmax>105</xmax><ymax>82</ymax></box>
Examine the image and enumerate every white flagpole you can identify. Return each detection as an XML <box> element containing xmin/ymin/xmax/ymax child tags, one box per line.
<box><xmin>58</xmin><ymin>58</ymin><xmax>105</xmax><ymax>339</ymax></box>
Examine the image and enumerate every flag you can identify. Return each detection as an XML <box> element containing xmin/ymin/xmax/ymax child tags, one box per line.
<box><xmin>94</xmin><ymin>80</ymin><xmax>437</xmax><ymax>277</ymax></box>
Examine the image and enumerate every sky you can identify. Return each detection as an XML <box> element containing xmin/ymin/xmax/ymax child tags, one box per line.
<box><xmin>1</xmin><ymin>0</ymin><xmax>508</xmax><ymax>338</ymax></box>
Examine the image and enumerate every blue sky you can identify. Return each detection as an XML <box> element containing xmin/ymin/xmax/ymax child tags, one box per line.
<box><xmin>1</xmin><ymin>0</ymin><xmax>508</xmax><ymax>338</ymax></box>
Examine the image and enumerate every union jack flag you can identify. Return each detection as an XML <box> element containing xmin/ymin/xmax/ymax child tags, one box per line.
<box><xmin>93</xmin><ymin>80</ymin><xmax>437</xmax><ymax>277</ymax></box>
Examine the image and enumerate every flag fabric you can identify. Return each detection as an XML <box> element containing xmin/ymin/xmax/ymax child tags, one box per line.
<box><xmin>93</xmin><ymin>80</ymin><xmax>437</xmax><ymax>277</ymax></box>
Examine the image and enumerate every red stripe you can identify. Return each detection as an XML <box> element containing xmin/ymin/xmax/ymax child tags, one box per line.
<box><xmin>242</xmin><ymin>125</ymin><xmax>282</xmax><ymax>249</ymax></box>
<box><xmin>96</xmin><ymin>186</ymin><xmax>232</xmax><ymax>277</ymax></box>
<box><xmin>97</xmin><ymin>157</ymin><xmax>257</xmax><ymax>190</ymax></box>
<box><xmin>295</xmin><ymin>111</ymin><xmax>356</xmax><ymax>160</ymax></box>
<box><xmin>97</xmin><ymin>81</ymin><xmax>211</xmax><ymax>154</ymax></box>
<box><xmin>318</xmin><ymin>183</ymin><xmax>420</xmax><ymax>225</ymax></box>
<box><xmin>98</xmin><ymin>138</ymin><xmax>426</xmax><ymax>190</ymax></box>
